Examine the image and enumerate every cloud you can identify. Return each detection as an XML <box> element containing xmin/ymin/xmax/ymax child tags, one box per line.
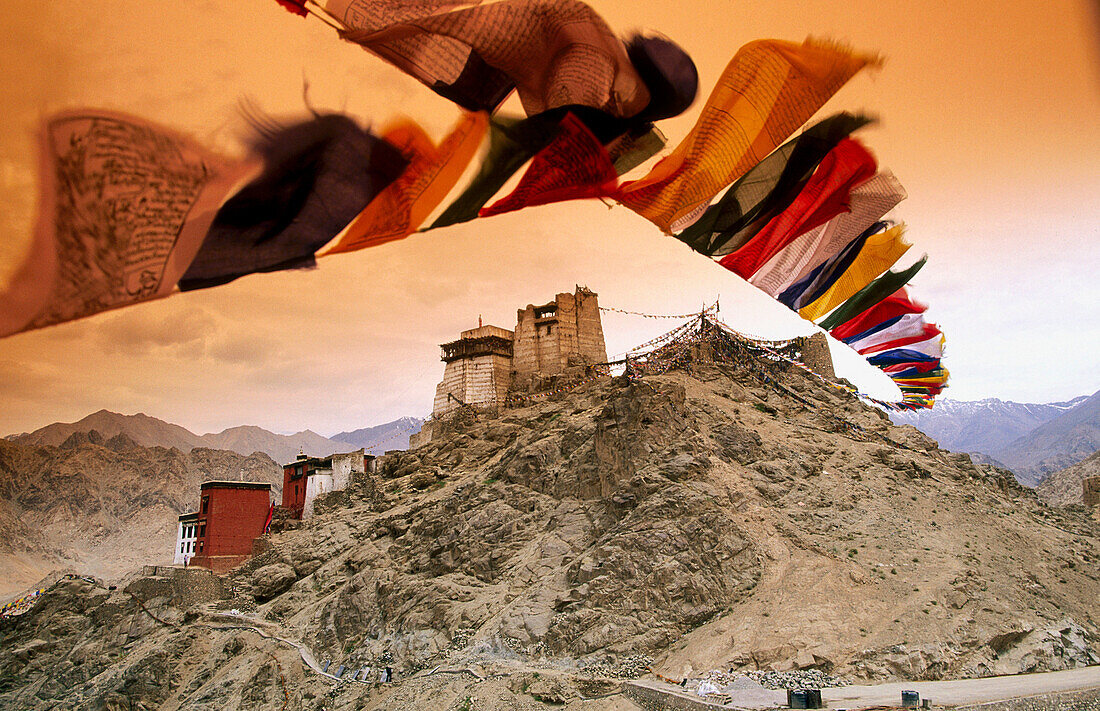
<box><xmin>94</xmin><ymin>302</ymin><xmax>218</xmax><ymax>356</ymax></box>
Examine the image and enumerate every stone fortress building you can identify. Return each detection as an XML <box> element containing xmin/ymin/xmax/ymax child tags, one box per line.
<box><xmin>428</xmin><ymin>286</ymin><xmax>608</xmax><ymax>420</ymax></box>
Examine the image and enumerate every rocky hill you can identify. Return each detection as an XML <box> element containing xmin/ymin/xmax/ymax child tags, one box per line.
<box><xmin>1</xmin><ymin>358</ymin><xmax>1097</xmax><ymax>710</ymax></box>
<box><xmin>996</xmin><ymin>390</ymin><xmax>1100</xmax><ymax>486</ymax></box>
<box><xmin>11</xmin><ymin>409</ymin><xmax>360</xmax><ymax>465</ymax></box>
<box><xmin>0</xmin><ymin>433</ymin><xmax>281</xmax><ymax>597</ymax></box>
<box><xmin>889</xmin><ymin>396</ymin><xmax>1087</xmax><ymax>456</ymax></box>
<box><xmin>1036</xmin><ymin>450</ymin><xmax>1100</xmax><ymax>507</ymax></box>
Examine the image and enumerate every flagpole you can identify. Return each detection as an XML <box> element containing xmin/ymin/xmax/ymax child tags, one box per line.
<box><xmin>304</xmin><ymin>0</ymin><xmax>344</xmax><ymax>30</ymax></box>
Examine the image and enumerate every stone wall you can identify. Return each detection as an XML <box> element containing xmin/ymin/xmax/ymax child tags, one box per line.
<box><xmin>1083</xmin><ymin>477</ymin><xmax>1100</xmax><ymax>508</ymax></box>
<box><xmin>952</xmin><ymin>687</ymin><xmax>1100</xmax><ymax>711</ymax></box>
<box><xmin>131</xmin><ymin>566</ymin><xmax>231</xmax><ymax>609</ymax></box>
<box><xmin>432</xmin><ymin>353</ymin><xmax>512</xmax><ymax>417</ymax></box>
<box><xmin>798</xmin><ymin>332</ymin><xmax>836</xmax><ymax>380</ymax></box>
<box><xmin>622</xmin><ymin>680</ymin><xmax>732</xmax><ymax>710</ymax></box>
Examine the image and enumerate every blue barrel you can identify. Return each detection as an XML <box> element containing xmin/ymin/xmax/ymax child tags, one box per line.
<box><xmin>902</xmin><ymin>690</ymin><xmax>920</xmax><ymax>708</ymax></box>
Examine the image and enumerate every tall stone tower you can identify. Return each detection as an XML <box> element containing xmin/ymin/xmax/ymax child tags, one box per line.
<box><xmin>431</xmin><ymin>324</ymin><xmax>514</xmax><ymax>418</ymax></box>
<box><xmin>512</xmin><ymin>286</ymin><xmax>607</xmax><ymax>388</ymax></box>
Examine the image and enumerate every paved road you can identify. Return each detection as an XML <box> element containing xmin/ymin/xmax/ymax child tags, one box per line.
<box><xmin>822</xmin><ymin>666</ymin><xmax>1100</xmax><ymax>707</ymax></box>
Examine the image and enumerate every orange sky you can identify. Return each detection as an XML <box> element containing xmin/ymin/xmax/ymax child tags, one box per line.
<box><xmin>0</xmin><ymin>0</ymin><xmax>1097</xmax><ymax>437</ymax></box>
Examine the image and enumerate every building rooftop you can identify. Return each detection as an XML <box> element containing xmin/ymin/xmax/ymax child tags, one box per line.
<box><xmin>178</xmin><ymin>511</ymin><xmax>199</xmax><ymax>521</ymax></box>
<box><xmin>199</xmin><ymin>480</ymin><xmax>272</xmax><ymax>491</ymax></box>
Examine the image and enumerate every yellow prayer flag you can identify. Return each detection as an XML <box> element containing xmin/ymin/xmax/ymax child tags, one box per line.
<box><xmin>617</xmin><ymin>38</ymin><xmax>880</xmax><ymax>233</ymax></box>
<box><xmin>799</xmin><ymin>224</ymin><xmax>910</xmax><ymax>322</ymax></box>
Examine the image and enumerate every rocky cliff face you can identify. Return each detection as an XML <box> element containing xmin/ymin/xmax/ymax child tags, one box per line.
<box><xmin>1</xmin><ymin>361</ymin><xmax>1097</xmax><ymax>710</ymax></box>
<box><xmin>0</xmin><ymin>433</ymin><xmax>281</xmax><ymax>596</ymax></box>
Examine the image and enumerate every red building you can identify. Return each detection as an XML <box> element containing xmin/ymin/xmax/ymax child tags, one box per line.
<box><xmin>282</xmin><ymin>453</ymin><xmax>314</xmax><ymax>519</ymax></box>
<box><xmin>189</xmin><ymin>481</ymin><xmax>272</xmax><ymax>573</ymax></box>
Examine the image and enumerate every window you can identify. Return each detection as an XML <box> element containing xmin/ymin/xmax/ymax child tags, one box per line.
<box><xmin>181</xmin><ymin>542</ymin><xmax>186</xmax><ymax>553</ymax></box>
<box><xmin>198</xmin><ymin>541</ymin><xmax>204</xmax><ymax>552</ymax></box>
<box><xmin>545</xmin><ymin>325</ymin><xmax>553</xmax><ymax>335</ymax></box>
<box><xmin>199</xmin><ymin>522</ymin><xmax>206</xmax><ymax>538</ymax></box>
<box><xmin>201</xmin><ymin>496</ymin><xmax>209</xmax><ymax>514</ymax></box>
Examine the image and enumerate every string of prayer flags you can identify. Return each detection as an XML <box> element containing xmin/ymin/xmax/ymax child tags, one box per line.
<box><xmin>324</xmin><ymin>111</ymin><xmax>488</xmax><ymax>255</ymax></box>
<box><xmin>797</xmin><ymin>223</ymin><xmax>911</xmax><ymax>321</ymax></box>
<box><xmin>179</xmin><ymin>114</ymin><xmax>406</xmax><ymax>291</ymax></box>
<box><xmin>749</xmin><ymin>171</ymin><xmax>907</xmax><ymax>297</ymax></box>
<box><xmin>616</xmin><ymin>38</ymin><xmax>882</xmax><ymax>232</ymax></box>
<box><xmin>0</xmin><ymin>110</ymin><xmax>256</xmax><ymax>338</ymax></box>
<box><xmin>817</xmin><ymin>256</ymin><xmax>928</xmax><ymax>332</ymax></box>
<box><xmin>674</xmin><ymin>112</ymin><xmax>874</xmax><ymax>255</ymax></box>
<box><xmin>718</xmin><ymin>138</ymin><xmax>878</xmax><ymax>279</ymax></box>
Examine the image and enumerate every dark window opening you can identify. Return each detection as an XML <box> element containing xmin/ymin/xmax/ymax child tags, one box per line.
<box><xmin>199</xmin><ymin>522</ymin><xmax>206</xmax><ymax>538</ymax></box>
<box><xmin>201</xmin><ymin>496</ymin><xmax>209</xmax><ymax>514</ymax></box>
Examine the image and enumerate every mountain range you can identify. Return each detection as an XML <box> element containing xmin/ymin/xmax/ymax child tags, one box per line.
<box><xmin>891</xmin><ymin>389</ymin><xmax>1100</xmax><ymax>487</ymax></box>
<box><xmin>332</xmin><ymin>416</ymin><xmax>424</xmax><ymax>452</ymax></box>
<box><xmin>8</xmin><ymin>410</ymin><xmax>423</xmax><ymax>466</ymax></box>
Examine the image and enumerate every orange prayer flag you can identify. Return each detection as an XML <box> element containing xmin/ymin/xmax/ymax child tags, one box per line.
<box><xmin>324</xmin><ymin>111</ymin><xmax>488</xmax><ymax>255</ymax></box>
<box><xmin>617</xmin><ymin>38</ymin><xmax>881</xmax><ymax>233</ymax></box>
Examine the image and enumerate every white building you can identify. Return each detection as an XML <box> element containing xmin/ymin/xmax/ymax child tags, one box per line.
<box><xmin>173</xmin><ymin>511</ymin><xmax>199</xmax><ymax>565</ymax></box>
<box><xmin>283</xmin><ymin>449</ymin><xmax>372</xmax><ymax>520</ymax></box>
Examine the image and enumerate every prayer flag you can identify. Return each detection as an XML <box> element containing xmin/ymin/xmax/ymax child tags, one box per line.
<box><xmin>430</xmin><ymin>106</ymin><xmax>635</xmax><ymax>229</ymax></box>
<box><xmin>331</xmin><ymin>0</ymin><xmax>695</xmax><ymax>120</ymax></box>
<box><xmin>718</xmin><ymin>138</ymin><xmax>877</xmax><ymax>278</ymax></box>
<box><xmin>866</xmin><ymin>344</ymin><xmax>941</xmax><ymax>367</ymax></box>
<box><xmin>846</xmin><ymin>312</ymin><xmax>928</xmax><ymax>351</ymax></box>
<box><xmin>617</xmin><ymin>38</ymin><xmax>881</xmax><ymax>232</ymax></box>
<box><xmin>675</xmin><ymin>112</ymin><xmax>873</xmax><ymax>256</ymax></box>
<box><xmin>857</xmin><ymin>323</ymin><xmax>942</xmax><ymax>355</ymax></box>
<box><xmin>324</xmin><ymin>112</ymin><xmax>488</xmax><ymax>254</ymax></box>
<box><xmin>480</xmin><ymin>112</ymin><xmax>618</xmax><ymax>217</ymax></box>
<box><xmin>180</xmin><ymin>114</ymin><xmax>406</xmax><ymax>290</ymax></box>
<box><xmin>0</xmin><ymin>110</ymin><xmax>255</xmax><ymax>337</ymax></box>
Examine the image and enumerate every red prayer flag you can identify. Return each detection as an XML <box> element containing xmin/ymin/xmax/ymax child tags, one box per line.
<box><xmin>276</xmin><ymin>0</ymin><xmax>308</xmax><ymax>17</ymax></box>
<box><xmin>718</xmin><ymin>138</ymin><xmax>877</xmax><ymax>279</ymax></box>
<box><xmin>479</xmin><ymin>112</ymin><xmax>618</xmax><ymax>217</ymax></box>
